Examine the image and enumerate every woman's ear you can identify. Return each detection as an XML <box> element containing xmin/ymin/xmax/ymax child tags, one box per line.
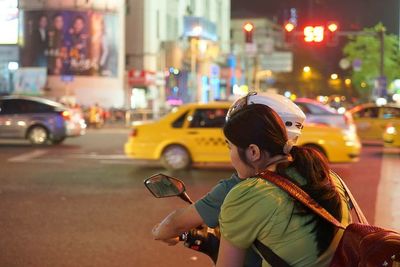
<box><xmin>246</xmin><ymin>144</ymin><xmax>261</xmax><ymax>162</ymax></box>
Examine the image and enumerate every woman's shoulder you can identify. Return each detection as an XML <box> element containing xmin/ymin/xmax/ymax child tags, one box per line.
<box><xmin>224</xmin><ymin>177</ymin><xmax>288</xmax><ymax>208</ymax></box>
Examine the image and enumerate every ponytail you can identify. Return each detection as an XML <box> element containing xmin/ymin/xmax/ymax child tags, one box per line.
<box><xmin>281</xmin><ymin>146</ymin><xmax>342</xmax><ymax>255</ymax></box>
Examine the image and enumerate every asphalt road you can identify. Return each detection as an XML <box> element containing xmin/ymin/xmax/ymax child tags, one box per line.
<box><xmin>0</xmin><ymin>128</ymin><xmax>399</xmax><ymax>267</ymax></box>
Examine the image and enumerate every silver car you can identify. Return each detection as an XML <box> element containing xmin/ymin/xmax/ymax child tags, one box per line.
<box><xmin>0</xmin><ymin>95</ymin><xmax>86</xmax><ymax>145</ymax></box>
<box><xmin>295</xmin><ymin>98</ymin><xmax>356</xmax><ymax>132</ymax></box>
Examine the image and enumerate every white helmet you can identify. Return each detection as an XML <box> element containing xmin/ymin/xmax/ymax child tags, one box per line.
<box><xmin>226</xmin><ymin>92</ymin><xmax>306</xmax><ymax>143</ymax></box>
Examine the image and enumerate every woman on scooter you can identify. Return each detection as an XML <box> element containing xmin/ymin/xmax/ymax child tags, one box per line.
<box><xmin>216</xmin><ymin>103</ymin><xmax>351</xmax><ymax>267</ymax></box>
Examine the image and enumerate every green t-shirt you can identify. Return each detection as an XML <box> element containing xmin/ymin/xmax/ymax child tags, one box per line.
<box><xmin>195</xmin><ymin>173</ymin><xmax>242</xmax><ymax>228</ymax></box>
<box><xmin>195</xmin><ymin>173</ymin><xmax>262</xmax><ymax>267</ymax></box>
<box><xmin>219</xmin><ymin>169</ymin><xmax>351</xmax><ymax>267</ymax></box>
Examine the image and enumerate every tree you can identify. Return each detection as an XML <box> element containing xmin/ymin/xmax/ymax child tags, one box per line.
<box><xmin>342</xmin><ymin>23</ymin><xmax>400</xmax><ymax>100</ymax></box>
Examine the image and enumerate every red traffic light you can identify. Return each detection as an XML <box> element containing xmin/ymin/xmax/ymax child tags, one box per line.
<box><xmin>243</xmin><ymin>22</ymin><xmax>254</xmax><ymax>32</ymax></box>
<box><xmin>243</xmin><ymin>22</ymin><xmax>254</xmax><ymax>43</ymax></box>
<box><xmin>284</xmin><ymin>22</ymin><xmax>295</xmax><ymax>32</ymax></box>
<box><xmin>304</xmin><ymin>25</ymin><xmax>324</xmax><ymax>43</ymax></box>
<box><xmin>327</xmin><ymin>22</ymin><xmax>338</xmax><ymax>32</ymax></box>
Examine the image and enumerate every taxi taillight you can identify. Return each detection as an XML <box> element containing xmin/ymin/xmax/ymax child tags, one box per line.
<box><xmin>130</xmin><ymin>128</ymin><xmax>138</xmax><ymax>137</ymax></box>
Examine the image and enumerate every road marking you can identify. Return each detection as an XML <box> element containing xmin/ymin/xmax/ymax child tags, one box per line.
<box><xmin>374</xmin><ymin>147</ymin><xmax>400</xmax><ymax>231</ymax></box>
<box><xmin>68</xmin><ymin>154</ymin><xmax>129</xmax><ymax>160</ymax></box>
<box><xmin>8</xmin><ymin>149</ymin><xmax>49</xmax><ymax>162</ymax></box>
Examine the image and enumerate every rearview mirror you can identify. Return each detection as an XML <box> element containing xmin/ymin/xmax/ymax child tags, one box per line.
<box><xmin>144</xmin><ymin>173</ymin><xmax>186</xmax><ymax>198</ymax></box>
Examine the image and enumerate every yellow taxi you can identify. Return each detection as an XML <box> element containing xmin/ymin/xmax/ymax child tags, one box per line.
<box><xmin>348</xmin><ymin>103</ymin><xmax>400</xmax><ymax>140</ymax></box>
<box><xmin>383</xmin><ymin>123</ymin><xmax>400</xmax><ymax>147</ymax></box>
<box><xmin>124</xmin><ymin>102</ymin><xmax>361</xmax><ymax>170</ymax></box>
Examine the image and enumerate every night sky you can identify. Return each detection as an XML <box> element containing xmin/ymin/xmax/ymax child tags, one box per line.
<box><xmin>231</xmin><ymin>0</ymin><xmax>399</xmax><ymax>77</ymax></box>
<box><xmin>231</xmin><ymin>0</ymin><xmax>399</xmax><ymax>35</ymax></box>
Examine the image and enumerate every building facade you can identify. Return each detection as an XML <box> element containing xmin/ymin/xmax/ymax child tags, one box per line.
<box><xmin>125</xmin><ymin>0</ymin><xmax>231</xmax><ymax>114</ymax></box>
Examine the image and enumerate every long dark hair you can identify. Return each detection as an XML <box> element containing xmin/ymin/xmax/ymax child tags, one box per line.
<box><xmin>223</xmin><ymin>104</ymin><xmax>342</xmax><ymax>255</ymax></box>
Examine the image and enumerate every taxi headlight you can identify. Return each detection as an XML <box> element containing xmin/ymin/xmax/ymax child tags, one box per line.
<box><xmin>386</xmin><ymin>126</ymin><xmax>396</xmax><ymax>135</ymax></box>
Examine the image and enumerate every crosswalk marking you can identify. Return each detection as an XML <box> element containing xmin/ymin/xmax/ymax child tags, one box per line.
<box><xmin>374</xmin><ymin>147</ymin><xmax>400</xmax><ymax>231</ymax></box>
<box><xmin>8</xmin><ymin>150</ymin><xmax>49</xmax><ymax>162</ymax></box>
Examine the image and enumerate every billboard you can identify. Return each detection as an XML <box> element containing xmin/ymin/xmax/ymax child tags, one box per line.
<box><xmin>21</xmin><ymin>10</ymin><xmax>118</xmax><ymax>77</ymax></box>
<box><xmin>13</xmin><ymin>67</ymin><xmax>47</xmax><ymax>95</ymax></box>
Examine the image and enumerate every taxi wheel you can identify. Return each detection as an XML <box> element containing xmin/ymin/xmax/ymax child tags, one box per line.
<box><xmin>161</xmin><ymin>145</ymin><xmax>191</xmax><ymax>170</ymax></box>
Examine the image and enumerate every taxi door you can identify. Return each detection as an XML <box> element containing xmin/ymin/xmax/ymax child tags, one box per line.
<box><xmin>381</xmin><ymin>106</ymin><xmax>400</xmax><ymax>129</ymax></box>
<box><xmin>184</xmin><ymin>107</ymin><xmax>230</xmax><ymax>163</ymax></box>
<box><xmin>353</xmin><ymin>106</ymin><xmax>382</xmax><ymax>140</ymax></box>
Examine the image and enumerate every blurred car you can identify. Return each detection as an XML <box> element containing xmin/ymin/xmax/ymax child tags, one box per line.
<box><xmin>294</xmin><ymin>98</ymin><xmax>356</xmax><ymax>132</ymax></box>
<box><xmin>124</xmin><ymin>102</ymin><xmax>361</xmax><ymax>170</ymax></box>
<box><xmin>0</xmin><ymin>95</ymin><xmax>86</xmax><ymax>145</ymax></box>
<box><xmin>348</xmin><ymin>103</ymin><xmax>400</xmax><ymax>140</ymax></box>
<box><xmin>383</xmin><ymin>124</ymin><xmax>400</xmax><ymax>147</ymax></box>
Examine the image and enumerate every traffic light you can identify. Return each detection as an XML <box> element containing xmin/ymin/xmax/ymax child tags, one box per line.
<box><xmin>284</xmin><ymin>22</ymin><xmax>295</xmax><ymax>43</ymax></box>
<box><xmin>243</xmin><ymin>22</ymin><xmax>254</xmax><ymax>43</ymax></box>
<box><xmin>326</xmin><ymin>22</ymin><xmax>339</xmax><ymax>45</ymax></box>
<box><xmin>303</xmin><ymin>25</ymin><xmax>324</xmax><ymax>43</ymax></box>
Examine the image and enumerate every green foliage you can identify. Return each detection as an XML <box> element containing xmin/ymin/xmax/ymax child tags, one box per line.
<box><xmin>342</xmin><ymin>23</ymin><xmax>400</xmax><ymax>100</ymax></box>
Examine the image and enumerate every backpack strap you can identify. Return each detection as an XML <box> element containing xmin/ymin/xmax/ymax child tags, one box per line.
<box><xmin>258</xmin><ymin>170</ymin><xmax>346</xmax><ymax>229</ymax></box>
<box><xmin>254</xmin><ymin>239</ymin><xmax>291</xmax><ymax>267</ymax></box>
<box><xmin>330</xmin><ymin>171</ymin><xmax>368</xmax><ymax>224</ymax></box>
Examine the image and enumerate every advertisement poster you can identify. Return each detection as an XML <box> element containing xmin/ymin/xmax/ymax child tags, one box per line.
<box><xmin>21</xmin><ymin>10</ymin><xmax>118</xmax><ymax>77</ymax></box>
<box><xmin>13</xmin><ymin>67</ymin><xmax>47</xmax><ymax>95</ymax></box>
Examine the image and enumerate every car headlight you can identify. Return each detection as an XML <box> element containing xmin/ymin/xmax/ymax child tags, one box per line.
<box><xmin>386</xmin><ymin>126</ymin><xmax>396</xmax><ymax>135</ymax></box>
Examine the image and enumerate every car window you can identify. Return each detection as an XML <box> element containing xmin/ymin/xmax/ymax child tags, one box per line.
<box><xmin>0</xmin><ymin>99</ymin><xmax>54</xmax><ymax>114</ymax></box>
<box><xmin>307</xmin><ymin>103</ymin><xmax>333</xmax><ymax>114</ymax></box>
<box><xmin>383</xmin><ymin>107</ymin><xmax>400</xmax><ymax>119</ymax></box>
<box><xmin>354</xmin><ymin>107</ymin><xmax>379</xmax><ymax>118</ymax></box>
<box><xmin>295</xmin><ymin>102</ymin><xmax>310</xmax><ymax>114</ymax></box>
<box><xmin>189</xmin><ymin>108</ymin><xmax>228</xmax><ymax>128</ymax></box>
<box><xmin>172</xmin><ymin>111</ymin><xmax>189</xmax><ymax>128</ymax></box>
<box><xmin>0</xmin><ymin>99</ymin><xmax>23</xmax><ymax>114</ymax></box>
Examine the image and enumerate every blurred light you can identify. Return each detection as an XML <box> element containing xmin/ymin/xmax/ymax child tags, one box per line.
<box><xmin>290</xmin><ymin>94</ymin><xmax>297</xmax><ymax>101</ymax></box>
<box><xmin>5</xmin><ymin>120</ymin><xmax>11</xmax><ymax>126</ymax></box>
<box><xmin>243</xmin><ymin>22</ymin><xmax>254</xmax><ymax>32</ymax></box>
<box><xmin>284</xmin><ymin>22</ymin><xmax>295</xmax><ymax>32</ymax></box>
<box><xmin>239</xmin><ymin>85</ymin><xmax>249</xmax><ymax>95</ymax></box>
<box><xmin>386</xmin><ymin>126</ymin><xmax>396</xmax><ymax>135</ymax></box>
<box><xmin>392</xmin><ymin>93</ymin><xmax>400</xmax><ymax>102</ymax></box>
<box><xmin>193</xmin><ymin>25</ymin><xmax>203</xmax><ymax>36</ymax></box>
<box><xmin>361</xmin><ymin>82</ymin><xmax>367</xmax><ymax>88</ymax></box>
<box><xmin>169</xmin><ymin>67</ymin><xmax>175</xmax><ymax>73</ymax></box>
<box><xmin>334</xmin><ymin>96</ymin><xmax>340</xmax><ymax>102</ymax></box>
<box><xmin>232</xmin><ymin>84</ymin><xmax>240</xmax><ymax>95</ymax></box>
<box><xmin>198</xmin><ymin>40</ymin><xmax>207</xmax><ymax>53</ymax></box>
<box><xmin>327</xmin><ymin>23</ymin><xmax>338</xmax><ymax>32</ymax></box>
<box><xmin>8</xmin><ymin>61</ymin><xmax>19</xmax><ymax>71</ymax></box>
<box><xmin>284</xmin><ymin>91</ymin><xmax>291</xmax><ymax>98</ymax></box>
<box><xmin>304</xmin><ymin>26</ymin><xmax>314</xmax><ymax>42</ymax></box>
<box><xmin>173</xmin><ymin>86</ymin><xmax>179</xmax><ymax>93</ymax></box>
<box><xmin>376</xmin><ymin>97</ymin><xmax>387</xmax><ymax>106</ymax></box>
<box><xmin>394</xmin><ymin>79</ymin><xmax>400</xmax><ymax>88</ymax></box>
<box><xmin>345</xmin><ymin>79</ymin><xmax>351</xmax><ymax>86</ymax></box>
<box><xmin>17</xmin><ymin>121</ymin><xmax>26</xmax><ymax>126</ymax></box>
<box><xmin>173</xmin><ymin>68</ymin><xmax>180</xmax><ymax>75</ymax></box>
<box><xmin>337</xmin><ymin>107</ymin><xmax>346</xmax><ymax>114</ymax></box>
<box><xmin>303</xmin><ymin>66</ymin><xmax>311</xmax><ymax>73</ymax></box>
<box><xmin>330</xmin><ymin>73</ymin><xmax>338</xmax><ymax>80</ymax></box>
